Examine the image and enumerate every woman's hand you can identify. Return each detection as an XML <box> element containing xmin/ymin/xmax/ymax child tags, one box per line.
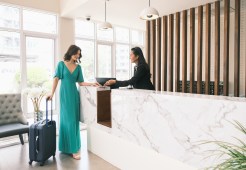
<box><xmin>46</xmin><ymin>94</ymin><xmax>53</xmax><ymax>101</ymax></box>
<box><xmin>91</xmin><ymin>82</ymin><xmax>101</xmax><ymax>87</ymax></box>
<box><xmin>104</xmin><ymin>80</ymin><xmax>116</xmax><ymax>86</ymax></box>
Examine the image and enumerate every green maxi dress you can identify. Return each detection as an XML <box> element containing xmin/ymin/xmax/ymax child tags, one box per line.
<box><xmin>54</xmin><ymin>61</ymin><xmax>84</xmax><ymax>154</ymax></box>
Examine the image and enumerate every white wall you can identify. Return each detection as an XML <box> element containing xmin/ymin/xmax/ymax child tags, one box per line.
<box><xmin>59</xmin><ymin>18</ymin><xmax>75</xmax><ymax>60</ymax></box>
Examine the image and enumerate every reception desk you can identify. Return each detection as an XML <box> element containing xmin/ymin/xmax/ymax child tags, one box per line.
<box><xmin>80</xmin><ymin>86</ymin><xmax>246</xmax><ymax>170</ymax></box>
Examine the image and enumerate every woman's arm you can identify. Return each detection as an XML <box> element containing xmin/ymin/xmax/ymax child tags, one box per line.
<box><xmin>47</xmin><ymin>77</ymin><xmax>59</xmax><ymax>100</ymax></box>
<box><xmin>79</xmin><ymin>82</ymin><xmax>101</xmax><ymax>86</ymax></box>
<box><xmin>105</xmin><ymin>65</ymin><xmax>148</xmax><ymax>87</ymax></box>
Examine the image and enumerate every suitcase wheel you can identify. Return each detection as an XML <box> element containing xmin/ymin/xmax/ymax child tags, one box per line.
<box><xmin>40</xmin><ymin>162</ymin><xmax>45</xmax><ymax>166</ymax></box>
<box><xmin>29</xmin><ymin>160</ymin><xmax>33</xmax><ymax>165</ymax></box>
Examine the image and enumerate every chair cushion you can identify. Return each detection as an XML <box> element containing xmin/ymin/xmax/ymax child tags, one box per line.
<box><xmin>0</xmin><ymin>94</ymin><xmax>28</xmax><ymax>125</ymax></box>
<box><xmin>0</xmin><ymin>123</ymin><xmax>29</xmax><ymax>138</ymax></box>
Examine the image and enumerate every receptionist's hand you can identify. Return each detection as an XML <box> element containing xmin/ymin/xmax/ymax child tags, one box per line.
<box><xmin>104</xmin><ymin>80</ymin><xmax>116</xmax><ymax>86</ymax></box>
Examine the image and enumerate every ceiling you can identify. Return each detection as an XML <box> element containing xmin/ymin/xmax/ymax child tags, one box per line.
<box><xmin>60</xmin><ymin>0</ymin><xmax>218</xmax><ymax>30</ymax></box>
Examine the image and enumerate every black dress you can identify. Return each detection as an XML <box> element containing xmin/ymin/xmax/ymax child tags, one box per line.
<box><xmin>114</xmin><ymin>64</ymin><xmax>155</xmax><ymax>90</ymax></box>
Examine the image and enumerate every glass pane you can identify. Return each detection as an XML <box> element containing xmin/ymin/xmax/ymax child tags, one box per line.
<box><xmin>97</xmin><ymin>44</ymin><xmax>111</xmax><ymax>77</ymax></box>
<box><xmin>97</xmin><ymin>24</ymin><xmax>113</xmax><ymax>41</ymax></box>
<box><xmin>116</xmin><ymin>44</ymin><xmax>130</xmax><ymax>80</ymax></box>
<box><xmin>23</xmin><ymin>10</ymin><xmax>57</xmax><ymax>34</ymax></box>
<box><xmin>0</xmin><ymin>31</ymin><xmax>20</xmax><ymax>93</ymax></box>
<box><xmin>0</xmin><ymin>5</ymin><xmax>19</xmax><ymax>29</ymax></box>
<box><xmin>0</xmin><ymin>31</ymin><xmax>20</xmax><ymax>55</ymax></box>
<box><xmin>75</xmin><ymin>20</ymin><xmax>94</xmax><ymax>39</ymax></box>
<box><xmin>131</xmin><ymin>30</ymin><xmax>144</xmax><ymax>45</ymax></box>
<box><xmin>26</xmin><ymin>37</ymin><xmax>55</xmax><ymax>114</ymax></box>
<box><xmin>75</xmin><ymin>40</ymin><xmax>95</xmax><ymax>82</ymax></box>
<box><xmin>115</xmin><ymin>27</ymin><xmax>129</xmax><ymax>43</ymax></box>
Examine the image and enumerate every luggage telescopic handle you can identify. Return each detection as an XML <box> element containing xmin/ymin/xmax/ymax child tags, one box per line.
<box><xmin>46</xmin><ymin>99</ymin><xmax>53</xmax><ymax>125</ymax></box>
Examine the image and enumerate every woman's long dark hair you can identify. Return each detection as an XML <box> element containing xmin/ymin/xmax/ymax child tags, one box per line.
<box><xmin>64</xmin><ymin>45</ymin><xmax>82</xmax><ymax>63</ymax></box>
<box><xmin>131</xmin><ymin>47</ymin><xmax>149</xmax><ymax>69</ymax></box>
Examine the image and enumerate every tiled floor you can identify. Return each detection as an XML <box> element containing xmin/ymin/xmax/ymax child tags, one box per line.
<box><xmin>0</xmin><ymin>131</ymin><xmax>119</xmax><ymax>170</ymax></box>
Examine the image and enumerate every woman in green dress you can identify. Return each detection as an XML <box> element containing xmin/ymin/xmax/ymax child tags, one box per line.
<box><xmin>47</xmin><ymin>45</ymin><xmax>100</xmax><ymax>160</ymax></box>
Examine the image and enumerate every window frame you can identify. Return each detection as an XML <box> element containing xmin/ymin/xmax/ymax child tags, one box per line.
<box><xmin>0</xmin><ymin>2</ymin><xmax>59</xmax><ymax>116</ymax></box>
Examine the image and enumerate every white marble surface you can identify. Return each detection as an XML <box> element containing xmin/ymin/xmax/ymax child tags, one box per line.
<box><xmin>80</xmin><ymin>87</ymin><xmax>246</xmax><ymax>169</ymax></box>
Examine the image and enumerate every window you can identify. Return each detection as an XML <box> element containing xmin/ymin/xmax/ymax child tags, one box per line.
<box><xmin>115</xmin><ymin>27</ymin><xmax>129</xmax><ymax>43</ymax></box>
<box><xmin>75</xmin><ymin>39</ymin><xmax>95</xmax><ymax>81</ymax></box>
<box><xmin>0</xmin><ymin>31</ymin><xmax>20</xmax><ymax>93</ymax></box>
<box><xmin>131</xmin><ymin>30</ymin><xmax>144</xmax><ymax>46</ymax></box>
<box><xmin>26</xmin><ymin>37</ymin><xmax>54</xmax><ymax>88</ymax></box>
<box><xmin>26</xmin><ymin>37</ymin><xmax>55</xmax><ymax>114</ymax></box>
<box><xmin>23</xmin><ymin>9</ymin><xmax>57</xmax><ymax>34</ymax></box>
<box><xmin>116</xmin><ymin>44</ymin><xmax>130</xmax><ymax>80</ymax></box>
<box><xmin>0</xmin><ymin>5</ymin><xmax>19</xmax><ymax>29</ymax></box>
<box><xmin>97</xmin><ymin>44</ymin><xmax>112</xmax><ymax>77</ymax></box>
<box><xmin>0</xmin><ymin>4</ymin><xmax>57</xmax><ymax>115</ymax></box>
<box><xmin>75</xmin><ymin>20</ymin><xmax>94</xmax><ymax>39</ymax></box>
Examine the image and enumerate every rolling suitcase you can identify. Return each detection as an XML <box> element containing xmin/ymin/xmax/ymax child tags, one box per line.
<box><xmin>29</xmin><ymin>100</ymin><xmax>56</xmax><ymax>166</ymax></box>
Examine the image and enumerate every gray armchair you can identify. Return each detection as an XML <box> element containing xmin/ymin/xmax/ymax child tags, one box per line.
<box><xmin>0</xmin><ymin>94</ymin><xmax>29</xmax><ymax>145</ymax></box>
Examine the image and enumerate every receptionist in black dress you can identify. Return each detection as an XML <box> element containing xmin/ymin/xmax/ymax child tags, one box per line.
<box><xmin>104</xmin><ymin>47</ymin><xmax>155</xmax><ymax>90</ymax></box>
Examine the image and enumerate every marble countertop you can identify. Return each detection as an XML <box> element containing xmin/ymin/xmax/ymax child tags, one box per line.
<box><xmin>80</xmin><ymin>86</ymin><xmax>246</xmax><ymax>169</ymax></box>
<box><xmin>113</xmin><ymin>88</ymin><xmax>246</xmax><ymax>103</ymax></box>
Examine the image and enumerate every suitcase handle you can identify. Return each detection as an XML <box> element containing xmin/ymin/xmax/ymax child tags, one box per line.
<box><xmin>46</xmin><ymin>99</ymin><xmax>53</xmax><ymax>125</ymax></box>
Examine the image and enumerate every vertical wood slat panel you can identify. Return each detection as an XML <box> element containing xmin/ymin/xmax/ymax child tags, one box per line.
<box><xmin>197</xmin><ymin>6</ymin><xmax>203</xmax><ymax>94</ymax></box>
<box><xmin>162</xmin><ymin>16</ymin><xmax>168</xmax><ymax>91</ymax></box>
<box><xmin>146</xmin><ymin>21</ymin><xmax>151</xmax><ymax>65</ymax></box>
<box><xmin>150</xmin><ymin>20</ymin><xmax>156</xmax><ymax>87</ymax></box>
<box><xmin>175</xmin><ymin>12</ymin><xmax>180</xmax><ymax>92</ymax></box>
<box><xmin>168</xmin><ymin>14</ymin><xmax>174</xmax><ymax>92</ymax></box>
<box><xmin>190</xmin><ymin>8</ymin><xmax>195</xmax><ymax>93</ymax></box>
<box><xmin>234</xmin><ymin>0</ymin><xmax>240</xmax><ymax>97</ymax></box>
<box><xmin>205</xmin><ymin>4</ymin><xmax>211</xmax><ymax>95</ymax></box>
<box><xmin>182</xmin><ymin>10</ymin><xmax>187</xmax><ymax>93</ymax></box>
<box><xmin>214</xmin><ymin>1</ymin><xmax>220</xmax><ymax>95</ymax></box>
<box><xmin>156</xmin><ymin>18</ymin><xmax>162</xmax><ymax>91</ymax></box>
<box><xmin>223</xmin><ymin>0</ymin><xmax>230</xmax><ymax>96</ymax></box>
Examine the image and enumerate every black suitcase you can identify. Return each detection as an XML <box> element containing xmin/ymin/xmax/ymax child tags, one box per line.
<box><xmin>29</xmin><ymin>100</ymin><xmax>56</xmax><ymax>166</ymax></box>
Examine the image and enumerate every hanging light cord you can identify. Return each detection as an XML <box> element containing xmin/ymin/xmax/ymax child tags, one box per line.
<box><xmin>149</xmin><ymin>0</ymin><xmax>150</xmax><ymax>7</ymax></box>
<box><xmin>105</xmin><ymin>0</ymin><xmax>107</xmax><ymax>22</ymax></box>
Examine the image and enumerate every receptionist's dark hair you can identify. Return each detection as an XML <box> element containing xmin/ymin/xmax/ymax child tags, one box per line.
<box><xmin>131</xmin><ymin>47</ymin><xmax>150</xmax><ymax>70</ymax></box>
<box><xmin>64</xmin><ymin>45</ymin><xmax>82</xmax><ymax>63</ymax></box>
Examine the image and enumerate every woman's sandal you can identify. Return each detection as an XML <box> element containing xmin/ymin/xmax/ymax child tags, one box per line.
<box><xmin>72</xmin><ymin>153</ymin><xmax>81</xmax><ymax>160</ymax></box>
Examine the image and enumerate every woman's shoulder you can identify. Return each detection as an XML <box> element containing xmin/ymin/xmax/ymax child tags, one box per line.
<box><xmin>57</xmin><ymin>61</ymin><xmax>64</xmax><ymax>65</ymax></box>
<box><xmin>137</xmin><ymin>63</ymin><xmax>149</xmax><ymax>70</ymax></box>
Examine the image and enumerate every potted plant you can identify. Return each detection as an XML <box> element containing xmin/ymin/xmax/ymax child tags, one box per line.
<box><xmin>22</xmin><ymin>87</ymin><xmax>48</xmax><ymax>123</ymax></box>
<box><xmin>202</xmin><ymin>121</ymin><xmax>246</xmax><ymax>169</ymax></box>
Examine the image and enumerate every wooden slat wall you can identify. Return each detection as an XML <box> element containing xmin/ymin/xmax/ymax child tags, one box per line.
<box><xmin>190</xmin><ymin>8</ymin><xmax>195</xmax><ymax>93</ymax></box>
<box><xmin>214</xmin><ymin>1</ymin><xmax>220</xmax><ymax>95</ymax></box>
<box><xmin>146</xmin><ymin>21</ymin><xmax>151</xmax><ymax>65</ymax></box>
<box><xmin>150</xmin><ymin>20</ymin><xmax>156</xmax><ymax>87</ymax></box>
<box><xmin>205</xmin><ymin>4</ymin><xmax>211</xmax><ymax>95</ymax></box>
<box><xmin>175</xmin><ymin>12</ymin><xmax>180</xmax><ymax>92</ymax></box>
<box><xmin>197</xmin><ymin>6</ymin><xmax>203</xmax><ymax>94</ymax></box>
<box><xmin>234</xmin><ymin>0</ymin><xmax>240</xmax><ymax>97</ymax></box>
<box><xmin>168</xmin><ymin>14</ymin><xmax>174</xmax><ymax>92</ymax></box>
<box><xmin>156</xmin><ymin>18</ymin><xmax>162</xmax><ymax>91</ymax></box>
<box><xmin>162</xmin><ymin>16</ymin><xmax>168</xmax><ymax>91</ymax></box>
<box><xmin>145</xmin><ymin>0</ymin><xmax>243</xmax><ymax>98</ymax></box>
<box><xmin>182</xmin><ymin>10</ymin><xmax>187</xmax><ymax>93</ymax></box>
<box><xmin>223</xmin><ymin>0</ymin><xmax>230</xmax><ymax>96</ymax></box>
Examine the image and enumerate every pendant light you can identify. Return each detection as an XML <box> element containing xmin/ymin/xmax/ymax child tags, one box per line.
<box><xmin>98</xmin><ymin>0</ymin><xmax>112</xmax><ymax>30</ymax></box>
<box><xmin>140</xmin><ymin>0</ymin><xmax>159</xmax><ymax>20</ymax></box>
